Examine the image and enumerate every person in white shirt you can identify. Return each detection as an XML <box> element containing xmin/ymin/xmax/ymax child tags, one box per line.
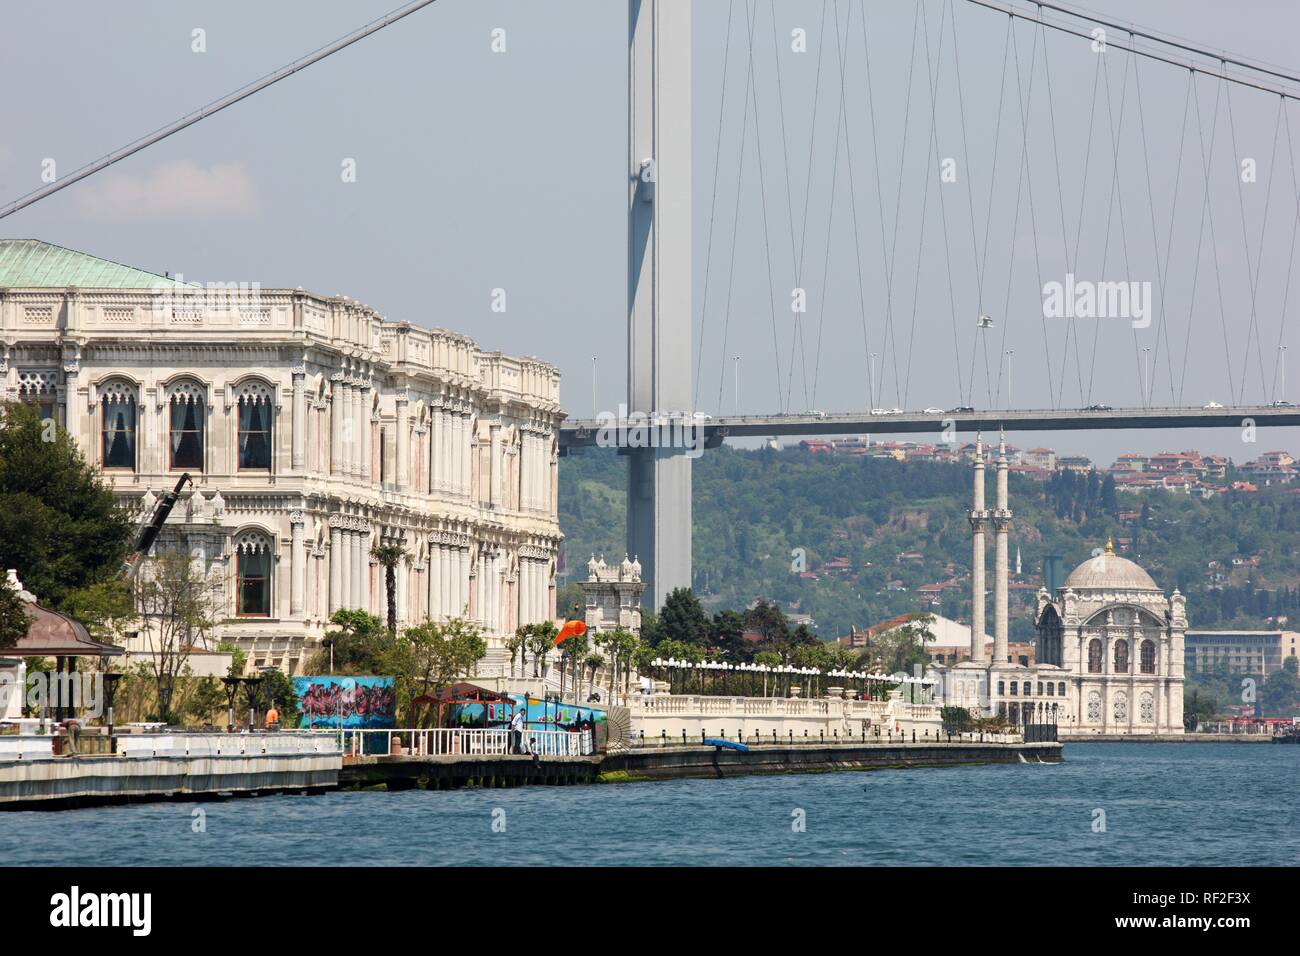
<box><xmin>509</xmin><ymin>708</ymin><xmax>525</xmax><ymax>754</ymax></box>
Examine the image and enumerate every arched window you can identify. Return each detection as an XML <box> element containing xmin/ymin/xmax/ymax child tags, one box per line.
<box><xmin>1009</xmin><ymin>680</ymin><xmax>1017</xmax><ymax>696</ymax></box>
<box><xmin>100</xmin><ymin>380</ymin><xmax>138</xmax><ymax>470</ymax></box>
<box><xmin>1058</xmin><ymin>681</ymin><xmax>1066</xmax><ymax>697</ymax></box>
<box><xmin>1046</xmin><ymin>681</ymin><xmax>1055</xmax><ymax>696</ymax></box>
<box><xmin>1140</xmin><ymin>639</ymin><xmax>1156</xmax><ymax>674</ymax></box>
<box><xmin>997</xmin><ymin>680</ymin><xmax>1005</xmax><ymax>695</ymax></box>
<box><xmin>1088</xmin><ymin>638</ymin><xmax>1103</xmax><ymax>673</ymax></box>
<box><xmin>235</xmin><ymin>380</ymin><xmax>274</xmax><ymax>470</ymax></box>
<box><xmin>1114</xmin><ymin>639</ymin><xmax>1130</xmax><ymax>674</ymax></box>
<box><xmin>234</xmin><ymin>531</ymin><xmax>273</xmax><ymax>617</ymax></box>
<box><xmin>167</xmin><ymin>380</ymin><xmax>206</xmax><ymax>471</ymax></box>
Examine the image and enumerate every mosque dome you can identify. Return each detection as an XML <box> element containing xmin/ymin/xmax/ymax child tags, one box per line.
<box><xmin>1063</xmin><ymin>539</ymin><xmax>1160</xmax><ymax>591</ymax></box>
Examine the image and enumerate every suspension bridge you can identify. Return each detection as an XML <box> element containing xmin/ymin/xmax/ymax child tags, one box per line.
<box><xmin>2</xmin><ymin>0</ymin><xmax>1297</xmax><ymax>609</ymax></box>
<box><xmin>588</xmin><ymin>0</ymin><xmax>1300</xmax><ymax>607</ymax></box>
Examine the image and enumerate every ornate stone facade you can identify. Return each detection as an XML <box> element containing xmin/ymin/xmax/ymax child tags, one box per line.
<box><xmin>931</xmin><ymin>429</ymin><xmax>1184</xmax><ymax>736</ymax></box>
<box><xmin>581</xmin><ymin>554</ymin><xmax>645</xmax><ymax>636</ymax></box>
<box><xmin>0</xmin><ymin>242</ymin><xmax>564</xmax><ymax>674</ymax></box>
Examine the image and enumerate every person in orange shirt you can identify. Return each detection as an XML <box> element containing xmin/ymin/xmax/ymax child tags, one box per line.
<box><xmin>264</xmin><ymin>703</ymin><xmax>281</xmax><ymax>732</ymax></box>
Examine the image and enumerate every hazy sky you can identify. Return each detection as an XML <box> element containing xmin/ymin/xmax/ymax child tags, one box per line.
<box><xmin>2</xmin><ymin>0</ymin><xmax>1297</xmax><ymax>465</ymax></box>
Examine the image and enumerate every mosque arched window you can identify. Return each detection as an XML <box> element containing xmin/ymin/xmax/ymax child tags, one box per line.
<box><xmin>1114</xmin><ymin>639</ymin><xmax>1130</xmax><ymax>674</ymax></box>
<box><xmin>100</xmin><ymin>379</ymin><xmax>138</xmax><ymax>471</ymax></box>
<box><xmin>1088</xmin><ymin>639</ymin><xmax>1103</xmax><ymax>673</ymax></box>
<box><xmin>1058</xmin><ymin>682</ymin><xmax>1066</xmax><ymax>697</ymax></box>
<box><xmin>1140</xmin><ymin>639</ymin><xmax>1156</xmax><ymax>674</ymax></box>
<box><xmin>167</xmin><ymin>379</ymin><xmax>207</xmax><ymax>471</ymax></box>
<box><xmin>234</xmin><ymin>531</ymin><xmax>274</xmax><ymax>617</ymax></box>
<box><xmin>1046</xmin><ymin>681</ymin><xmax>1054</xmax><ymax>696</ymax></box>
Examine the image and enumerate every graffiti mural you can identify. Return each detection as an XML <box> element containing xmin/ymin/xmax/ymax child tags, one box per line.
<box><xmin>292</xmin><ymin>676</ymin><xmax>396</xmax><ymax>728</ymax></box>
<box><xmin>446</xmin><ymin>692</ymin><xmax>606</xmax><ymax>735</ymax></box>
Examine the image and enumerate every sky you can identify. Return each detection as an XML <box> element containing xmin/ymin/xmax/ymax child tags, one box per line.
<box><xmin>1</xmin><ymin>0</ymin><xmax>1297</xmax><ymax>466</ymax></box>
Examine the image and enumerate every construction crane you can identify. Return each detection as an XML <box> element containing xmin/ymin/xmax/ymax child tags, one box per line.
<box><xmin>118</xmin><ymin>473</ymin><xmax>193</xmax><ymax>584</ymax></box>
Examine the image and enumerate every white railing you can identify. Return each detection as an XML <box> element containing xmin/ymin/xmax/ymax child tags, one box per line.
<box><xmin>334</xmin><ymin>727</ymin><xmax>593</xmax><ymax>758</ymax></box>
<box><xmin>0</xmin><ymin>735</ymin><xmax>54</xmax><ymax>759</ymax></box>
<box><xmin>0</xmin><ymin>732</ymin><xmax>339</xmax><ymax>760</ymax></box>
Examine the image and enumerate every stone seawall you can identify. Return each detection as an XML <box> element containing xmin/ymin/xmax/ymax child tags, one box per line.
<box><xmin>338</xmin><ymin>739</ymin><xmax>1062</xmax><ymax>791</ymax></box>
<box><xmin>601</xmin><ymin>740</ymin><xmax>1062</xmax><ymax>780</ymax></box>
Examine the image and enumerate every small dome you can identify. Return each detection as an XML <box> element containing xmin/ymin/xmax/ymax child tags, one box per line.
<box><xmin>1064</xmin><ymin>542</ymin><xmax>1160</xmax><ymax>591</ymax></box>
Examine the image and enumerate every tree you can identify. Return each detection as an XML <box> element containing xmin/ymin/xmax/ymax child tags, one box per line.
<box><xmin>595</xmin><ymin>627</ymin><xmax>639</xmax><ymax>702</ymax></box>
<box><xmin>386</xmin><ymin>617</ymin><xmax>487</xmax><ymax>725</ymax></box>
<box><xmin>656</xmin><ymin>587</ymin><xmax>709</xmax><ymax>646</ymax></box>
<box><xmin>505</xmin><ymin>628</ymin><xmax>527</xmax><ymax>677</ymax></box>
<box><xmin>311</xmin><ymin>609</ymin><xmax>389</xmax><ymax>674</ymax></box>
<box><xmin>369</xmin><ymin>543</ymin><xmax>409</xmax><ymax>637</ymax></box>
<box><xmin>186</xmin><ymin>676</ymin><xmax>226</xmax><ymax>726</ymax></box>
<box><xmin>133</xmin><ymin>549</ymin><xmax>221</xmax><ymax>723</ymax></box>
<box><xmin>0</xmin><ymin>401</ymin><xmax>133</xmax><ymax>611</ymax></box>
<box><xmin>709</xmin><ymin>609</ymin><xmax>748</xmax><ymax>661</ymax></box>
<box><xmin>256</xmin><ymin>668</ymin><xmax>300</xmax><ymax>726</ymax></box>
<box><xmin>1184</xmin><ymin>687</ymin><xmax>1219</xmax><ymax>730</ymax></box>
<box><xmin>859</xmin><ymin>613</ymin><xmax>934</xmax><ymax>674</ymax></box>
<box><xmin>0</xmin><ymin>578</ymin><xmax>26</xmax><ymax>651</ymax></box>
<box><xmin>1261</xmin><ymin>656</ymin><xmax>1300</xmax><ymax>716</ymax></box>
<box><xmin>524</xmin><ymin>621</ymin><xmax>557</xmax><ymax>677</ymax></box>
<box><xmin>744</xmin><ymin>600</ymin><xmax>789</xmax><ymax>646</ymax></box>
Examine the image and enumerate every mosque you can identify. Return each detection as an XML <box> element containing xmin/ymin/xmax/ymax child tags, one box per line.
<box><xmin>929</xmin><ymin>432</ymin><xmax>1186</xmax><ymax>737</ymax></box>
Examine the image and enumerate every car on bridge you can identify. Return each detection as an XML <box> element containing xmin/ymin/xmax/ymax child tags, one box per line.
<box><xmin>948</xmin><ymin>405</ymin><xmax>975</xmax><ymax>414</ymax></box>
<box><xmin>923</xmin><ymin>407</ymin><xmax>945</xmax><ymax>414</ymax></box>
<box><xmin>1084</xmin><ymin>404</ymin><xmax>1112</xmax><ymax>411</ymax></box>
<box><xmin>1203</xmin><ymin>401</ymin><xmax>1224</xmax><ymax>409</ymax></box>
<box><xmin>1271</xmin><ymin>400</ymin><xmax>1294</xmax><ymax>407</ymax></box>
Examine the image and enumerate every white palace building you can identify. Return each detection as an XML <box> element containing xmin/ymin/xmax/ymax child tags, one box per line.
<box><xmin>0</xmin><ymin>239</ymin><xmax>564</xmax><ymax>675</ymax></box>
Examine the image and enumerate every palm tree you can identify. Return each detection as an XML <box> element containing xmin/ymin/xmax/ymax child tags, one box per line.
<box><xmin>585</xmin><ymin>653</ymin><xmax>605</xmax><ymax>701</ymax></box>
<box><xmin>505</xmin><ymin>628</ymin><xmax>527</xmax><ymax>678</ymax></box>
<box><xmin>369</xmin><ymin>543</ymin><xmax>409</xmax><ymax>637</ymax></box>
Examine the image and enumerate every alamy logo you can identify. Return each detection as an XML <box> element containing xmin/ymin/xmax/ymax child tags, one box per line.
<box><xmin>49</xmin><ymin>886</ymin><xmax>151</xmax><ymax>936</ymax></box>
<box><xmin>1042</xmin><ymin>273</ymin><xmax>1152</xmax><ymax>328</ymax></box>
<box><xmin>594</xmin><ymin>405</ymin><xmax>705</xmax><ymax>458</ymax></box>
<box><xmin>0</xmin><ymin>671</ymin><xmax>104</xmax><ymax>718</ymax></box>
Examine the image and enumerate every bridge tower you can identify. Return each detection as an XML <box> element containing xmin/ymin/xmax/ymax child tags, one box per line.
<box><xmin>627</xmin><ymin>0</ymin><xmax>692</xmax><ymax>609</ymax></box>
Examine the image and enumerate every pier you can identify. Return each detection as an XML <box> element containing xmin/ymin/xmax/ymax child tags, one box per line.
<box><xmin>0</xmin><ymin>732</ymin><xmax>340</xmax><ymax>810</ymax></box>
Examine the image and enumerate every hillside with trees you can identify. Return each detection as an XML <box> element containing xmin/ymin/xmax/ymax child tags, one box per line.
<box><xmin>558</xmin><ymin>445</ymin><xmax>1300</xmax><ymax>638</ymax></box>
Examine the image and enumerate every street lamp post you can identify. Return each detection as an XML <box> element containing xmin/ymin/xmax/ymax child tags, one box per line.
<box><xmin>221</xmin><ymin>676</ymin><xmax>241</xmax><ymax>733</ymax></box>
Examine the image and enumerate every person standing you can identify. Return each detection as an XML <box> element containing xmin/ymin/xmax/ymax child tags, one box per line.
<box><xmin>509</xmin><ymin>707</ymin><xmax>525</xmax><ymax>754</ymax></box>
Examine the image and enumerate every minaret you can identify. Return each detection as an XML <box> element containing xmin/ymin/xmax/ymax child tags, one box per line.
<box><xmin>993</xmin><ymin>428</ymin><xmax>1011</xmax><ymax>665</ymax></box>
<box><xmin>968</xmin><ymin>434</ymin><xmax>987</xmax><ymax>662</ymax></box>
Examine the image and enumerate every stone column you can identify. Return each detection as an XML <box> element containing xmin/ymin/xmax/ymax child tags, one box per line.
<box><xmin>429</xmin><ymin>541</ymin><xmax>442</xmax><ymax>620</ymax></box>
<box><xmin>360</xmin><ymin>382</ymin><xmax>372</xmax><ymax>484</ymax></box>
<box><xmin>290</xmin><ymin>511</ymin><xmax>306</xmax><ymax>616</ymax></box>
<box><xmin>339</xmin><ymin>530</ymin><xmax>352</xmax><ymax>609</ymax></box>
<box><xmin>462</xmin><ymin>414</ymin><xmax>473</xmax><ymax>497</ymax></box>
<box><xmin>968</xmin><ymin>435</ymin><xmax>987</xmax><ymax>663</ymax></box>
<box><xmin>454</xmin><ymin>413</ymin><xmax>463</xmax><ymax>498</ymax></box>
<box><xmin>432</xmin><ymin>403</ymin><xmax>445</xmax><ymax>491</ymax></box>
<box><xmin>458</xmin><ymin>547</ymin><xmax>470</xmax><ymax>619</ymax></box>
<box><xmin>395</xmin><ymin>543</ymin><xmax>408</xmax><ymax>626</ymax></box>
<box><xmin>329</xmin><ymin>523</ymin><xmax>343</xmax><ymax>613</ymax></box>
<box><xmin>291</xmin><ymin>368</ymin><xmax>306</xmax><ymax>471</ymax></box>
<box><xmin>351</xmin><ymin>529</ymin><xmax>364</xmax><ymax>610</ymax></box>
<box><xmin>489</xmin><ymin>424</ymin><xmax>502</xmax><ymax>505</ymax></box>
<box><xmin>993</xmin><ymin>430</ymin><xmax>1011</xmax><ymax>666</ymax></box>
<box><xmin>396</xmin><ymin>395</ymin><xmax>410</xmax><ymax>493</ymax></box>
<box><xmin>329</xmin><ymin>376</ymin><xmax>344</xmax><ymax>476</ymax></box>
<box><xmin>348</xmin><ymin>381</ymin><xmax>362</xmax><ymax>478</ymax></box>
<box><xmin>441</xmin><ymin>545</ymin><xmax>453</xmax><ymax>619</ymax></box>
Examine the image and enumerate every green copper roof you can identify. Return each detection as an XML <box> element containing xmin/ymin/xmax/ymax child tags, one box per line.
<box><xmin>0</xmin><ymin>239</ymin><xmax>195</xmax><ymax>289</ymax></box>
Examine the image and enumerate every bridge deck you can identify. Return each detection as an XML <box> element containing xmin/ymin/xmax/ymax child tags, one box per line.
<box><xmin>559</xmin><ymin>405</ymin><xmax>1299</xmax><ymax>447</ymax></box>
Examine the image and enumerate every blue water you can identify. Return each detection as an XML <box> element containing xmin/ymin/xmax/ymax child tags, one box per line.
<box><xmin>3</xmin><ymin>744</ymin><xmax>1296</xmax><ymax>866</ymax></box>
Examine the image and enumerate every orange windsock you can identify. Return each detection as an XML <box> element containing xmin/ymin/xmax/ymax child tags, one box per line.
<box><xmin>554</xmin><ymin>619</ymin><xmax>588</xmax><ymax>645</ymax></box>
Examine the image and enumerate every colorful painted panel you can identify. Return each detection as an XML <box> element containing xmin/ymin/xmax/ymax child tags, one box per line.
<box><xmin>293</xmin><ymin>676</ymin><xmax>396</xmax><ymax>728</ymax></box>
<box><xmin>446</xmin><ymin>692</ymin><xmax>606</xmax><ymax>733</ymax></box>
